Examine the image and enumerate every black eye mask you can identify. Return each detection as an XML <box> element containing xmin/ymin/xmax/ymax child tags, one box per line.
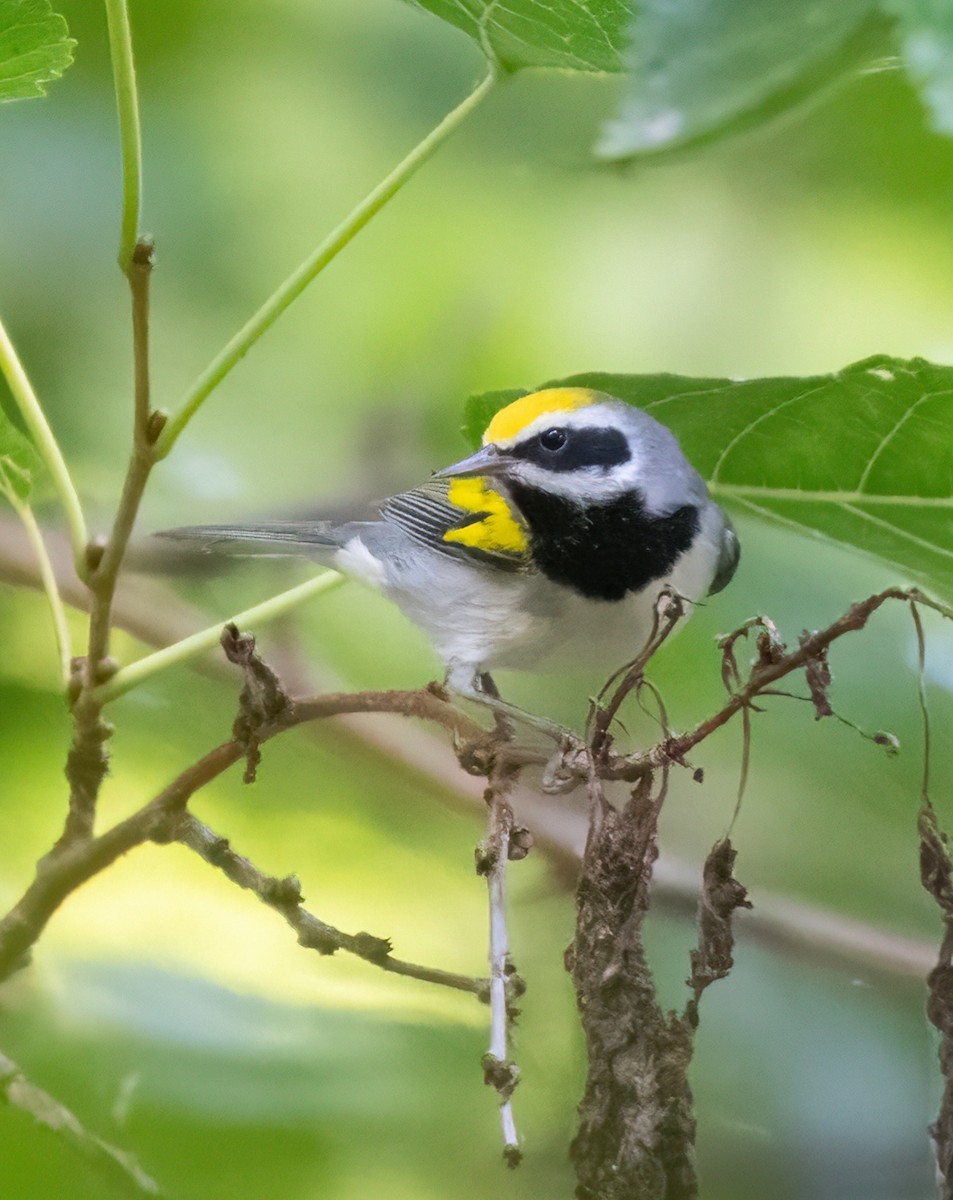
<box><xmin>512</xmin><ymin>425</ymin><xmax>632</xmax><ymax>472</ymax></box>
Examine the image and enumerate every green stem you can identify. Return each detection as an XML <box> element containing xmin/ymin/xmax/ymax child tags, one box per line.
<box><xmin>104</xmin><ymin>0</ymin><xmax>143</xmax><ymax>273</ymax></box>
<box><xmin>153</xmin><ymin>69</ymin><xmax>498</xmax><ymax>460</ymax></box>
<box><xmin>0</xmin><ymin>317</ymin><xmax>89</xmax><ymax>578</ymax></box>
<box><xmin>4</xmin><ymin>489</ymin><xmax>72</xmax><ymax>685</ymax></box>
<box><xmin>95</xmin><ymin>570</ymin><xmax>344</xmax><ymax>703</ymax></box>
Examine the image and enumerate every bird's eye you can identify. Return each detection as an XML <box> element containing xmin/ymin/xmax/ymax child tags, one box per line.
<box><xmin>539</xmin><ymin>428</ymin><xmax>568</xmax><ymax>453</ymax></box>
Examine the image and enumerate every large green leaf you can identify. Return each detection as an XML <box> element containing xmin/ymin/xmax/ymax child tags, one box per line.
<box><xmin>597</xmin><ymin>0</ymin><xmax>878</xmax><ymax>159</ymax></box>
<box><xmin>0</xmin><ymin>0</ymin><xmax>74</xmax><ymax>103</ymax></box>
<box><xmin>463</xmin><ymin>355</ymin><xmax>953</xmax><ymax>598</ymax></box>
<box><xmin>884</xmin><ymin>0</ymin><xmax>953</xmax><ymax>134</ymax></box>
<box><xmin>402</xmin><ymin>0</ymin><xmax>631</xmax><ymax>73</ymax></box>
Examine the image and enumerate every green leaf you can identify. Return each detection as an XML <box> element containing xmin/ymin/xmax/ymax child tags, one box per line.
<box><xmin>0</xmin><ymin>0</ymin><xmax>75</xmax><ymax>103</ymax></box>
<box><xmin>883</xmin><ymin>0</ymin><xmax>953</xmax><ymax>135</ymax></box>
<box><xmin>0</xmin><ymin>410</ymin><xmax>41</xmax><ymax>500</ymax></box>
<box><xmin>463</xmin><ymin>356</ymin><xmax>953</xmax><ymax>598</ymax></box>
<box><xmin>598</xmin><ymin>0</ymin><xmax>878</xmax><ymax>159</ymax></box>
<box><xmin>402</xmin><ymin>0</ymin><xmax>631</xmax><ymax>74</ymax></box>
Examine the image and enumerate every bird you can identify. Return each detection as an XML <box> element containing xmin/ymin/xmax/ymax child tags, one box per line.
<box><xmin>159</xmin><ymin>387</ymin><xmax>739</xmax><ymax>701</ymax></box>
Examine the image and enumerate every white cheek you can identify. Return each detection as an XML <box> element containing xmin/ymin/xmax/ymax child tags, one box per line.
<box><xmin>512</xmin><ymin>457</ymin><xmax>643</xmax><ymax>501</ymax></box>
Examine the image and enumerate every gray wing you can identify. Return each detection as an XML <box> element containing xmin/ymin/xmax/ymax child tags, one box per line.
<box><xmin>381</xmin><ymin>478</ymin><xmax>530</xmax><ymax>572</ymax></box>
<box><xmin>156</xmin><ymin>480</ymin><xmax>530</xmax><ymax>571</ymax></box>
<box><xmin>708</xmin><ymin>514</ymin><xmax>740</xmax><ymax>596</ymax></box>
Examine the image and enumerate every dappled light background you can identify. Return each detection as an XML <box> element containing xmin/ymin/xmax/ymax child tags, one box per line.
<box><xmin>1</xmin><ymin>1</ymin><xmax>953</xmax><ymax>1197</ymax></box>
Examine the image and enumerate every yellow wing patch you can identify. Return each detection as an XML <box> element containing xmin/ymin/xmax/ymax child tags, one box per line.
<box><xmin>443</xmin><ymin>478</ymin><xmax>527</xmax><ymax>555</ymax></box>
<box><xmin>484</xmin><ymin>387</ymin><xmax>597</xmax><ymax>445</ymax></box>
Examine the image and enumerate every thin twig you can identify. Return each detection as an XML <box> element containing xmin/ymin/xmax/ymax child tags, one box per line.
<box><xmin>59</xmin><ymin>241</ymin><xmax>159</xmax><ymax>849</ymax></box>
<box><xmin>605</xmin><ymin>587</ymin><xmax>953</xmax><ymax>781</ymax></box>
<box><xmin>0</xmin><ymin>683</ymin><xmax>494</xmax><ymax>983</ymax></box>
<box><xmin>153</xmin><ymin>70</ymin><xmax>498</xmax><ymax>459</ymax></box>
<box><xmin>0</xmin><ymin>1050</ymin><xmax>159</xmax><ymax>1195</ymax></box>
<box><xmin>83</xmin><ymin>239</ymin><xmax>158</xmax><ymax>674</ymax></box>
<box><xmin>130</xmin><ymin>239</ymin><xmax>154</xmax><ymax>437</ymax></box>
<box><xmin>477</xmin><ymin>766</ymin><xmax>523</xmax><ymax>1167</ymax></box>
<box><xmin>94</xmin><ymin>571</ymin><xmax>344</xmax><ymax>704</ymax></box>
<box><xmin>175</xmin><ymin>812</ymin><xmax>485</xmax><ymax>997</ymax></box>
<box><xmin>911</xmin><ymin>599</ymin><xmax>931</xmax><ymax>805</ymax></box>
<box><xmin>587</xmin><ymin>587</ymin><xmax>685</xmax><ymax>756</ymax></box>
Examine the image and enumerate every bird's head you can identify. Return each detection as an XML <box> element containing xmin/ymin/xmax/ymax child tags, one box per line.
<box><xmin>436</xmin><ymin>387</ymin><xmax>707</xmax><ymax>514</ymax></box>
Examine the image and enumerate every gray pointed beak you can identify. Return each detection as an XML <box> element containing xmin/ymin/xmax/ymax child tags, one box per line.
<box><xmin>434</xmin><ymin>444</ymin><xmax>518</xmax><ymax>479</ymax></box>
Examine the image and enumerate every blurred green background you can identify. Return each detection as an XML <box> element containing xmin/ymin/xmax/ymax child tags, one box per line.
<box><xmin>2</xmin><ymin>1</ymin><xmax>953</xmax><ymax>1197</ymax></box>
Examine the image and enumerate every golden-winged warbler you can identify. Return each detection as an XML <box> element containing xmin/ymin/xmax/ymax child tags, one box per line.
<box><xmin>161</xmin><ymin>388</ymin><xmax>738</xmax><ymax>696</ymax></box>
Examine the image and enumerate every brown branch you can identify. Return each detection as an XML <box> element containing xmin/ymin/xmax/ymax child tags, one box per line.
<box><xmin>130</xmin><ymin>238</ymin><xmax>155</xmax><ymax>439</ymax></box>
<box><xmin>599</xmin><ymin>587</ymin><xmax>953</xmax><ymax>782</ymax></box>
<box><xmin>0</xmin><ymin>683</ymin><xmax>498</xmax><ymax>985</ymax></box>
<box><xmin>0</xmin><ymin>1049</ymin><xmax>160</xmax><ymax>1195</ymax></box>
<box><xmin>1</xmin><ymin>526</ymin><xmax>946</xmax><ymax>980</ymax></box>
<box><xmin>475</xmin><ymin>761</ymin><xmax>524</xmax><ymax>1166</ymax></box>
<box><xmin>59</xmin><ymin>239</ymin><xmax>162</xmax><ymax>851</ymax></box>
<box><xmin>1</xmin><ymin>529</ymin><xmax>943</xmax><ymax>978</ymax></box>
<box><xmin>174</xmin><ymin>812</ymin><xmax>485</xmax><ymax>997</ymax></box>
<box><xmin>587</xmin><ymin>587</ymin><xmax>685</xmax><ymax>759</ymax></box>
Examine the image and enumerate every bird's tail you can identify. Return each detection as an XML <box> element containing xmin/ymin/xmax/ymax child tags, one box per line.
<box><xmin>155</xmin><ymin>522</ymin><xmax>353</xmax><ymax>560</ymax></box>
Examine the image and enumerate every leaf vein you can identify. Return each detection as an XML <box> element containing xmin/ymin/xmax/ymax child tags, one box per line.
<box><xmin>728</xmin><ymin>496</ymin><xmax>917</xmax><ymax>583</ymax></box>
<box><xmin>841</xmin><ymin>503</ymin><xmax>953</xmax><ymax>562</ymax></box>
<box><xmin>710</xmin><ymin>485</ymin><xmax>953</xmax><ymax>508</ymax></box>
<box><xmin>708</xmin><ymin>382</ymin><xmax>829</xmax><ymax>485</ymax></box>
<box><xmin>855</xmin><ymin>388</ymin><xmax>953</xmax><ymax>493</ymax></box>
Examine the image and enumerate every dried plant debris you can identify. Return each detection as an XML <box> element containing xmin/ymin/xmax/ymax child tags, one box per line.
<box><xmin>221</xmin><ymin>623</ymin><xmax>294</xmax><ymax>782</ymax></box>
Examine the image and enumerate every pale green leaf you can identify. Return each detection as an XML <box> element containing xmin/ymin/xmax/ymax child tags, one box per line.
<box><xmin>598</xmin><ymin>0</ymin><xmax>878</xmax><ymax>159</ymax></box>
<box><xmin>0</xmin><ymin>0</ymin><xmax>74</xmax><ymax>103</ymax></box>
<box><xmin>464</xmin><ymin>356</ymin><xmax>953</xmax><ymax>598</ymax></box>
<box><xmin>401</xmin><ymin>0</ymin><xmax>631</xmax><ymax>73</ymax></box>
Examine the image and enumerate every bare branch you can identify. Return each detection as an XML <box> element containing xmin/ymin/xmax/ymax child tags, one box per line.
<box><xmin>59</xmin><ymin>239</ymin><xmax>162</xmax><ymax>852</ymax></box>
<box><xmin>587</xmin><ymin>586</ymin><xmax>685</xmax><ymax>758</ymax></box>
<box><xmin>0</xmin><ymin>525</ymin><xmax>943</xmax><ymax>978</ymax></box>
<box><xmin>173</xmin><ymin>812</ymin><xmax>485</xmax><ymax>995</ymax></box>
<box><xmin>0</xmin><ymin>681</ymin><xmax>501</xmax><ymax>985</ymax></box>
<box><xmin>476</xmin><ymin>764</ymin><xmax>524</xmax><ymax>1166</ymax></box>
<box><xmin>602</xmin><ymin>586</ymin><xmax>953</xmax><ymax>782</ymax></box>
<box><xmin>2</xmin><ymin>523</ymin><xmax>947</xmax><ymax>985</ymax></box>
<box><xmin>0</xmin><ymin>1049</ymin><xmax>159</xmax><ymax>1195</ymax></box>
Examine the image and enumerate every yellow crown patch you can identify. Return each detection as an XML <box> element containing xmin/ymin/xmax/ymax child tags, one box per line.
<box><xmin>484</xmin><ymin>388</ymin><xmax>596</xmax><ymax>445</ymax></box>
<box><xmin>443</xmin><ymin>478</ymin><xmax>527</xmax><ymax>555</ymax></box>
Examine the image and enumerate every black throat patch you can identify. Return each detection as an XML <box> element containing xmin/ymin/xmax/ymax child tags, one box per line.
<box><xmin>507</xmin><ymin>484</ymin><xmax>700</xmax><ymax>602</ymax></box>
